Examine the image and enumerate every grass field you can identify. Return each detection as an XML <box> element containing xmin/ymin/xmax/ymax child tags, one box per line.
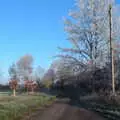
<box><xmin>0</xmin><ymin>92</ymin><xmax>56</xmax><ymax>120</ymax></box>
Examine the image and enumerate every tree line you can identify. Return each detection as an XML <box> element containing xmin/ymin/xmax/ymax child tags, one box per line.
<box><xmin>8</xmin><ymin>54</ymin><xmax>46</xmax><ymax>96</ymax></box>
<box><xmin>5</xmin><ymin>0</ymin><xmax>120</xmax><ymax>98</ymax></box>
<box><xmin>52</xmin><ymin>0</ymin><xmax>120</xmax><ymax>98</ymax></box>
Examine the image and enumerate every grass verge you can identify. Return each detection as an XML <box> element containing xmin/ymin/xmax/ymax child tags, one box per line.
<box><xmin>0</xmin><ymin>93</ymin><xmax>56</xmax><ymax>120</ymax></box>
<box><xmin>79</xmin><ymin>95</ymin><xmax>120</xmax><ymax>120</ymax></box>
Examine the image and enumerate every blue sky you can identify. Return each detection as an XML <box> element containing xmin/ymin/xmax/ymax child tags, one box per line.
<box><xmin>0</xmin><ymin>0</ymin><xmax>74</xmax><ymax>82</ymax></box>
<box><xmin>0</xmin><ymin>0</ymin><xmax>120</xmax><ymax>84</ymax></box>
<box><xmin>117</xmin><ymin>0</ymin><xmax>120</xmax><ymax>4</ymax></box>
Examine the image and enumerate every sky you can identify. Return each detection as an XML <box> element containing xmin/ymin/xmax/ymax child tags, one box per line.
<box><xmin>0</xmin><ymin>0</ymin><xmax>120</xmax><ymax>84</ymax></box>
<box><xmin>0</xmin><ymin>0</ymin><xmax>74</xmax><ymax>83</ymax></box>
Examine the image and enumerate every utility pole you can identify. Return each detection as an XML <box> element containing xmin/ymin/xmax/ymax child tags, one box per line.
<box><xmin>109</xmin><ymin>5</ymin><xmax>116</xmax><ymax>95</ymax></box>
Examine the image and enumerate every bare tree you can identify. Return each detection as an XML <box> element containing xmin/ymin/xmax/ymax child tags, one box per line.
<box><xmin>57</xmin><ymin>0</ymin><xmax>120</xmax><ymax>93</ymax></box>
<box><xmin>34</xmin><ymin>66</ymin><xmax>45</xmax><ymax>88</ymax></box>
<box><xmin>17</xmin><ymin>54</ymin><xmax>33</xmax><ymax>81</ymax></box>
<box><xmin>9</xmin><ymin>63</ymin><xmax>19</xmax><ymax>96</ymax></box>
<box><xmin>9</xmin><ymin>64</ymin><xmax>18</xmax><ymax>80</ymax></box>
<box><xmin>59</xmin><ymin>0</ymin><xmax>120</xmax><ymax>70</ymax></box>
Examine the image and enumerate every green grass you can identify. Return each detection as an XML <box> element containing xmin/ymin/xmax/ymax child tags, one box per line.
<box><xmin>0</xmin><ymin>93</ymin><xmax>56</xmax><ymax>120</ymax></box>
<box><xmin>0</xmin><ymin>91</ymin><xmax>12</xmax><ymax>96</ymax></box>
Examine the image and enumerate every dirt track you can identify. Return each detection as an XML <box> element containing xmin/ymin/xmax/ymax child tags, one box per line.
<box><xmin>24</xmin><ymin>100</ymin><xmax>105</xmax><ymax>120</ymax></box>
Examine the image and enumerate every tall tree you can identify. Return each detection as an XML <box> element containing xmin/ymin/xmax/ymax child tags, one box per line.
<box><xmin>59</xmin><ymin>0</ymin><xmax>120</xmax><ymax>70</ymax></box>
<box><xmin>34</xmin><ymin>66</ymin><xmax>45</xmax><ymax>88</ymax></box>
<box><xmin>9</xmin><ymin>63</ymin><xmax>19</xmax><ymax>96</ymax></box>
<box><xmin>57</xmin><ymin>0</ymin><xmax>120</xmax><ymax>93</ymax></box>
<box><xmin>9</xmin><ymin>63</ymin><xmax>18</xmax><ymax>80</ymax></box>
<box><xmin>17</xmin><ymin>54</ymin><xmax>33</xmax><ymax>81</ymax></box>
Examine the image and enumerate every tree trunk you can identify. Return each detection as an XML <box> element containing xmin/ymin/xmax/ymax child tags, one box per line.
<box><xmin>31</xmin><ymin>88</ymin><xmax>34</xmax><ymax>94</ymax></box>
<box><xmin>13</xmin><ymin>89</ymin><xmax>16</xmax><ymax>96</ymax></box>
